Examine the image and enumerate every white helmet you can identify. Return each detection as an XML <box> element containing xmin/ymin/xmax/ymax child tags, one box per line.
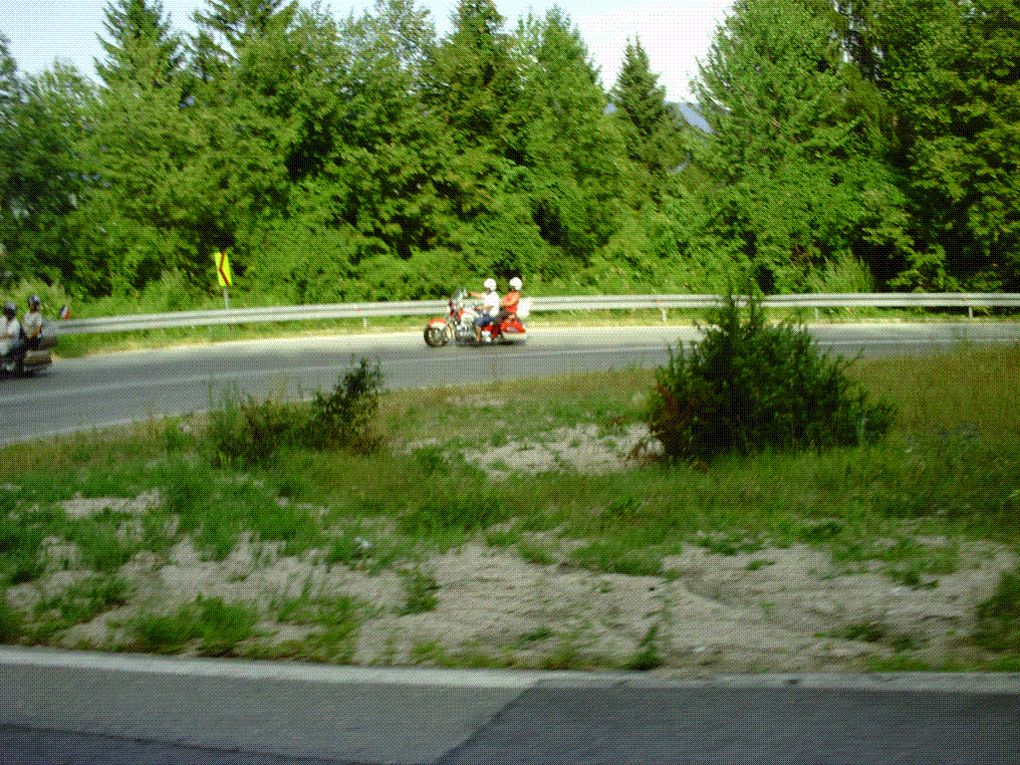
<box><xmin>509</xmin><ymin>277</ymin><xmax>522</xmax><ymax>290</ymax></box>
<box><xmin>483</xmin><ymin>278</ymin><xmax>497</xmax><ymax>291</ymax></box>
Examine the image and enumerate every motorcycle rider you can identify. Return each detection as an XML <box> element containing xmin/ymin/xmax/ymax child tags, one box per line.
<box><xmin>1</xmin><ymin>301</ymin><xmax>22</xmax><ymax>371</ymax></box>
<box><xmin>22</xmin><ymin>295</ymin><xmax>43</xmax><ymax>349</ymax></box>
<box><xmin>469</xmin><ymin>278</ymin><xmax>500</xmax><ymax>343</ymax></box>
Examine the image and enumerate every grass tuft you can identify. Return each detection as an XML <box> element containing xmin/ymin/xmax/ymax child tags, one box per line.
<box><xmin>973</xmin><ymin>571</ymin><xmax>1020</xmax><ymax>652</ymax></box>
<box><xmin>399</xmin><ymin>570</ymin><xmax>440</xmax><ymax>615</ymax></box>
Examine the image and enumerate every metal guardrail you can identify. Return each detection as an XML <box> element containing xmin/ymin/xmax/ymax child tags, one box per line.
<box><xmin>51</xmin><ymin>293</ymin><xmax>1020</xmax><ymax>336</ymax></box>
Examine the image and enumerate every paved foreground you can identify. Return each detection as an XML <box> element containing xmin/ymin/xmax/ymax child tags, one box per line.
<box><xmin>1</xmin><ymin>648</ymin><xmax>1017</xmax><ymax>764</ymax></box>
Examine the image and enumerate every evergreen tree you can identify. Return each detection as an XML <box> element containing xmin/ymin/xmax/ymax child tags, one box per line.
<box><xmin>685</xmin><ymin>0</ymin><xmax>910</xmax><ymax>292</ymax></box>
<box><xmin>79</xmin><ymin>0</ymin><xmax>202</xmax><ymax>294</ymax></box>
<box><xmin>862</xmin><ymin>0</ymin><xmax>1020</xmax><ymax>289</ymax></box>
<box><xmin>0</xmin><ymin>34</ymin><xmax>20</xmax><ymax>278</ymax></box>
<box><xmin>424</xmin><ymin>0</ymin><xmax>518</xmax><ymax>148</ymax></box>
<box><xmin>96</xmin><ymin>0</ymin><xmax>184</xmax><ymax>88</ymax></box>
<box><xmin>612</xmin><ymin>38</ymin><xmax>669</xmax><ymax>140</ymax></box>
<box><xmin>186</xmin><ymin>0</ymin><xmax>307</xmax><ymax>281</ymax></box>
<box><xmin>513</xmin><ymin>8</ymin><xmax>624</xmax><ymax>269</ymax></box>
<box><xmin>193</xmin><ymin>0</ymin><xmax>297</xmax><ymax>58</ymax></box>
<box><xmin>610</xmin><ymin>37</ymin><xmax>688</xmax><ymax>195</ymax></box>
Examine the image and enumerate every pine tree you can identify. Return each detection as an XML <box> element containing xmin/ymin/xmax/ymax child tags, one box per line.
<box><xmin>193</xmin><ymin>0</ymin><xmax>297</xmax><ymax>56</ymax></box>
<box><xmin>95</xmin><ymin>0</ymin><xmax>184</xmax><ymax>88</ymax></box>
<box><xmin>0</xmin><ymin>35</ymin><xmax>20</xmax><ymax>277</ymax></box>
<box><xmin>513</xmin><ymin>8</ymin><xmax>624</xmax><ymax>266</ymax></box>
<box><xmin>612</xmin><ymin>38</ymin><xmax>669</xmax><ymax>140</ymax></box>
<box><xmin>610</xmin><ymin>37</ymin><xmax>687</xmax><ymax>194</ymax></box>
<box><xmin>862</xmin><ymin>0</ymin><xmax>1020</xmax><ymax>289</ymax></box>
<box><xmin>424</xmin><ymin>0</ymin><xmax>518</xmax><ymax>147</ymax></box>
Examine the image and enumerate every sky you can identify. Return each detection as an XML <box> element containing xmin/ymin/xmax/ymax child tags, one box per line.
<box><xmin>0</xmin><ymin>0</ymin><xmax>733</xmax><ymax>101</ymax></box>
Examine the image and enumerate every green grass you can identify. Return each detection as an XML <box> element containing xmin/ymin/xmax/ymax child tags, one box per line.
<box><xmin>127</xmin><ymin>596</ymin><xmax>259</xmax><ymax>656</ymax></box>
<box><xmin>35</xmin><ymin>574</ymin><xmax>130</xmax><ymax>629</ymax></box>
<box><xmin>0</xmin><ymin>599</ymin><xmax>23</xmax><ymax>642</ymax></box>
<box><xmin>0</xmin><ymin>346</ymin><xmax>1017</xmax><ymax>669</ymax></box>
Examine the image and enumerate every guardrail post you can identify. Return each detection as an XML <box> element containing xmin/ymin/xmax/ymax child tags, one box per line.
<box><xmin>968</xmin><ymin>306</ymin><xmax>974</xmax><ymax>320</ymax></box>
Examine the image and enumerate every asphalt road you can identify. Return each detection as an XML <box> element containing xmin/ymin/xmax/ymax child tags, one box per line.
<box><xmin>3</xmin><ymin>322</ymin><xmax>1019</xmax><ymax>444</ymax></box>
<box><xmin>2</xmin><ymin>323</ymin><xmax>1020</xmax><ymax>763</ymax></box>
<box><xmin>2</xmin><ymin>648</ymin><xmax>1018</xmax><ymax>764</ymax></box>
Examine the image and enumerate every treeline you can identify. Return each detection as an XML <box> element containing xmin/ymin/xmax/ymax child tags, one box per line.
<box><xmin>0</xmin><ymin>0</ymin><xmax>1017</xmax><ymax>308</ymax></box>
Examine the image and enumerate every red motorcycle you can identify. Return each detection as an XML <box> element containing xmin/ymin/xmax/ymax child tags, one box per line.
<box><xmin>424</xmin><ymin>289</ymin><xmax>528</xmax><ymax>347</ymax></box>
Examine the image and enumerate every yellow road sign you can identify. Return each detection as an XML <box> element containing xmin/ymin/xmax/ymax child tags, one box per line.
<box><xmin>213</xmin><ymin>249</ymin><xmax>233</xmax><ymax>287</ymax></box>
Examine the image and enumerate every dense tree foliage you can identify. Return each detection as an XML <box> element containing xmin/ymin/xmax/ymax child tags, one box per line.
<box><xmin>0</xmin><ymin>0</ymin><xmax>1017</xmax><ymax>306</ymax></box>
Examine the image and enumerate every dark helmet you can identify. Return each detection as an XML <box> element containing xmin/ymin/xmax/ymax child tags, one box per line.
<box><xmin>28</xmin><ymin>294</ymin><xmax>41</xmax><ymax>309</ymax></box>
<box><xmin>3</xmin><ymin>301</ymin><xmax>15</xmax><ymax>317</ymax></box>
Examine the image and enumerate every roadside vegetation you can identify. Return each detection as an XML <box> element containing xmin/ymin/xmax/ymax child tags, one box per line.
<box><xmin>1</xmin><ymin>331</ymin><xmax>1018</xmax><ymax>673</ymax></box>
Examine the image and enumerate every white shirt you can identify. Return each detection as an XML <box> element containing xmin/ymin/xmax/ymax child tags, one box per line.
<box><xmin>22</xmin><ymin>310</ymin><xmax>42</xmax><ymax>339</ymax></box>
<box><xmin>0</xmin><ymin>316</ymin><xmax>19</xmax><ymax>354</ymax></box>
<box><xmin>481</xmin><ymin>290</ymin><xmax>500</xmax><ymax>317</ymax></box>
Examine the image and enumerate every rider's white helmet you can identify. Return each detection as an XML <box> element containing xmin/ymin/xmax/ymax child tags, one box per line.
<box><xmin>484</xmin><ymin>278</ymin><xmax>497</xmax><ymax>291</ymax></box>
<box><xmin>509</xmin><ymin>277</ymin><xmax>522</xmax><ymax>290</ymax></box>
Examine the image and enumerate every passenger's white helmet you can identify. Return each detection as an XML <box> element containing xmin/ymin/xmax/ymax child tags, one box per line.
<box><xmin>484</xmin><ymin>278</ymin><xmax>497</xmax><ymax>291</ymax></box>
<box><xmin>509</xmin><ymin>277</ymin><xmax>522</xmax><ymax>290</ymax></box>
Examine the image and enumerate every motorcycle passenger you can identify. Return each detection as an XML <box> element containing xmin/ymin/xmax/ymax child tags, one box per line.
<box><xmin>493</xmin><ymin>276</ymin><xmax>523</xmax><ymax>331</ymax></box>
<box><xmin>469</xmin><ymin>278</ymin><xmax>500</xmax><ymax>343</ymax></box>
<box><xmin>22</xmin><ymin>295</ymin><xmax>43</xmax><ymax>349</ymax></box>
<box><xmin>1</xmin><ymin>301</ymin><xmax>22</xmax><ymax>371</ymax></box>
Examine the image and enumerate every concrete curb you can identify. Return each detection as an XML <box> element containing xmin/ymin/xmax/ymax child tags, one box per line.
<box><xmin>2</xmin><ymin>646</ymin><xmax>1017</xmax><ymax>694</ymax></box>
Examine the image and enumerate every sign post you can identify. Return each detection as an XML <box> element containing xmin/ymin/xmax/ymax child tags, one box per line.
<box><xmin>213</xmin><ymin>249</ymin><xmax>233</xmax><ymax>309</ymax></box>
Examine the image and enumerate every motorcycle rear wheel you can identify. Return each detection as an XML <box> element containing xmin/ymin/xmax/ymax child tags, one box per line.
<box><xmin>424</xmin><ymin>325</ymin><xmax>450</xmax><ymax>347</ymax></box>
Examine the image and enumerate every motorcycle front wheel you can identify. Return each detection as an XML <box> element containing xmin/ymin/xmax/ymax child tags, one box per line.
<box><xmin>424</xmin><ymin>325</ymin><xmax>450</xmax><ymax>347</ymax></box>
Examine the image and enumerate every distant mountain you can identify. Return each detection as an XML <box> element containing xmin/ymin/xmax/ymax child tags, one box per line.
<box><xmin>603</xmin><ymin>100</ymin><xmax>712</xmax><ymax>133</ymax></box>
<box><xmin>673</xmin><ymin>102</ymin><xmax>711</xmax><ymax>133</ymax></box>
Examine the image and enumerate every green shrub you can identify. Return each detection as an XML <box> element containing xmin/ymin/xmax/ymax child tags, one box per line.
<box><xmin>306</xmin><ymin>357</ymin><xmax>384</xmax><ymax>454</ymax></box>
<box><xmin>647</xmin><ymin>294</ymin><xmax>894</xmax><ymax>460</ymax></box>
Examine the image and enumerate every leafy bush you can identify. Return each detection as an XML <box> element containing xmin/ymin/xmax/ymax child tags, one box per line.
<box><xmin>306</xmin><ymin>357</ymin><xmax>384</xmax><ymax>454</ymax></box>
<box><xmin>647</xmin><ymin>294</ymin><xmax>894</xmax><ymax>460</ymax></box>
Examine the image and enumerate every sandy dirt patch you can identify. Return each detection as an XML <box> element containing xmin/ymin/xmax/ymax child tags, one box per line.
<box><xmin>21</xmin><ymin>532</ymin><xmax>1012</xmax><ymax>675</ymax></box>
<box><xmin>464</xmin><ymin>424</ymin><xmax>658</xmax><ymax>476</ymax></box>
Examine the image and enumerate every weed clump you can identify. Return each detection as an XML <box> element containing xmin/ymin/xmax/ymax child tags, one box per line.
<box><xmin>306</xmin><ymin>357</ymin><xmax>383</xmax><ymax>454</ymax></box>
<box><xmin>973</xmin><ymin>571</ymin><xmax>1020</xmax><ymax>652</ymax></box>
<box><xmin>647</xmin><ymin>294</ymin><xmax>894</xmax><ymax>460</ymax></box>
<box><xmin>204</xmin><ymin>357</ymin><xmax>383</xmax><ymax>465</ymax></box>
<box><xmin>127</xmin><ymin>596</ymin><xmax>258</xmax><ymax>656</ymax></box>
<box><xmin>206</xmin><ymin>391</ymin><xmax>306</xmax><ymax>467</ymax></box>
<box><xmin>0</xmin><ymin>598</ymin><xmax>22</xmax><ymax>643</ymax></box>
